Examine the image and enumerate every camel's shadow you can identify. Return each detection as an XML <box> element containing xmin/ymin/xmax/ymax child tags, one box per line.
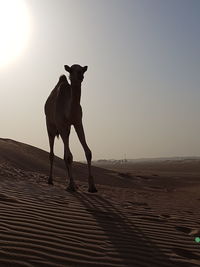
<box><xmin>71</xmin><ymin>191</ymin><xmax>182</xmax><ymax>267</ymax></box>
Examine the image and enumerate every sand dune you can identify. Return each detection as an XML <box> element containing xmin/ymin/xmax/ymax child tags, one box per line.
<box><xmin>0</xmin><ymin>139</ymin><xmax>200</xmax><ymax>266</ymax></box>
<box><xmin>0</xmin><ymin>138</ymin><xmax>134</xmax><ymax>188</ymax></box>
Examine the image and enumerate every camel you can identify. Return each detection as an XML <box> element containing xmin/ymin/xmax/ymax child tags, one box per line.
<box><xmin>44</xmin><ymin>64</ymin><xmax>97</xmax><ymax>193</ymax></box>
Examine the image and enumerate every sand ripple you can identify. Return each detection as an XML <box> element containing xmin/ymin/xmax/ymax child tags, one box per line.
<box><xmin>0</xmin><ymin>176</ymin><xmax>199</xmax><ymax>267</ymax></box>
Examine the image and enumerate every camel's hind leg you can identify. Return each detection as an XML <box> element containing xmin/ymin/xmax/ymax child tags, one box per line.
<box><xmin>59</xmin><ymin>127</ymin><xmax>77</xmax><ymax>192</ymax></box>
<box><xmin>46</xmin><ymin>121</ymin><xmax>56</xmax><ymax>185</ymax></box>
<box><xmin>74</xmin><ymin>122</ymin><xmax>97</xmax><ymax>193</ymax></box>
<box><xmin>47</xmin><ymin>132</ymin><xmax>56</xmax><ymax>185</ymax></box>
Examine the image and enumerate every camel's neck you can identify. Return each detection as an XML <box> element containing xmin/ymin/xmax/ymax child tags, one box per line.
<box><xmin>71</xmin><ymin>83</ymin><xmax>82</xmax><ymax>104</ymax></box>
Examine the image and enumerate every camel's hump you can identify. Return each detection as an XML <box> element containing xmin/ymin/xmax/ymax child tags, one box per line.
<box><xmin>59</xmin><ymin>75</ymin><xmax>68</xmax><ymax>83</ymax></box>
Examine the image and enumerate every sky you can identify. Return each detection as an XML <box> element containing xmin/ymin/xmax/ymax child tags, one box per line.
<box><xmin>0</xmin><ymin>0</ymin><xmax>200</xmax><ymax>160</ymax></box>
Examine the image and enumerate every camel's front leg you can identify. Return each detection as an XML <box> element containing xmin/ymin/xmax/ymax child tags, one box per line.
<box><xmin>64</xmin><ymin>148</ymin><xmax>77</xmax><ymax>192</ymax></box>
<box><xmin>59</xmin><ymin>127</ymin><xmax>77</xmax><ymax>192</ymax></box>
<box><xmin>47</xmin><ymin>129</ymin><xmax>56</xmax><ymax>185</ymax></box>
<box><xmin>74</xmin><ymin>122</ymin><xmax>97</xmax><ymax>193</ymax></box>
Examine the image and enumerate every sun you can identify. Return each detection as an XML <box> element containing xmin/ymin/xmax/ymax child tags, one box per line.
<box><xmin>0</xmin><ymin>0</ymin><xmax>31</xmax><ymax>68</ymax></box>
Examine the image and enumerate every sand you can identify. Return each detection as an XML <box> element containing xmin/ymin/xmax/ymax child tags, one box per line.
<box><xmin>0</xmin><ymin>138</ymin><xmax>200</xmax><ymax>266</ymax></box>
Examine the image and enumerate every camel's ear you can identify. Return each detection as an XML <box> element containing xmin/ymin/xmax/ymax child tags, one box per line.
<box><xmin>64</xmin><ymin>65</ymin><xmax>71</xmax><ymax>73</ymax></box>
<box><xmin>82</xmin><ymin>66</ymin><xmax>88</xmax><ymax>73</ymax></box>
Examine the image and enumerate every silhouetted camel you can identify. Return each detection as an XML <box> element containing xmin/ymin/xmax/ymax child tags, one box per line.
<box><xmin>44</xmin><ymin>64</ymin><xmax>97</xmax><ymax>193</ymax></box>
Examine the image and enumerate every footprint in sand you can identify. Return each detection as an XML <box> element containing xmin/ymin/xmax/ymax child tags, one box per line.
<box><xmin>186</xmin><ymin>210</ymin><xmax>194</xmax><ymax>214</ymax></box>
<box><xmin>0</xmin><ymin>193</ymin><xmax>19</xmax><ymax>203</ymax></box>
<box><xmin>132</xmin><ymin>202</ymin><xmax>148</xmax><ymax>206</ymax></box>
<box><xmin>175</xmin><ymin>226</ymin><xmax>191</xmax><ymax>234</ymax></box>
<box><xmin>173</xmin><ymin>248</ymin><xmax>199</xmax><ymax>260</ymax></box>
<box><xmin>161</xmin><ymin>214</ymin><xmax>171</xmax><ymax>218</ymax></box>
<box><xmin>144</xmin><ymin>207</ymin><xmax>151</xmax><ymax>210</ymax></box>
<box><xmin>189</xmin><ymin>229</ymin><xmax>200</xmax><ymax>236</ymax></box>
<box><xmin>175</xmin><ymin>226</ymin><xmax>200</xmax><ymax>237</ymax></box>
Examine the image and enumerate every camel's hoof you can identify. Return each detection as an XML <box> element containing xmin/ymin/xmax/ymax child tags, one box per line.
<box><xmin>88</xmin><ymin>186</ymin><xmax>98</xmax><ymax>193</ymax></box>
<box><xmin>48</xmin><ymin>180</ymin><xmax>54</xmax><ymax>185</ymax></box>
<box><xmin>66</xmin><ymin>185</ymin><xmax>77</xmax><ymax>192</ymax></box>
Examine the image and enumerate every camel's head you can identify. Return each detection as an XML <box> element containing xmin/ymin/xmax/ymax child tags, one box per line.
<box><xmin>64</xmin><ymin>64</ymin><xmax>88</xmax><ymax>84</ymax></box>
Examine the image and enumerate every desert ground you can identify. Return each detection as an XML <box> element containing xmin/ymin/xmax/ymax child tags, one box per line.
<box><xmin>0</xmin><ymin>138</ymin><xmax>199</xmax><ymax>266</ymax></box>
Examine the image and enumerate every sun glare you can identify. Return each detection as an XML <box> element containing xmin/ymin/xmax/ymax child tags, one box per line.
<box><xmin>0</xmin><ymin>0</ymin><xmax>31</xmax><ymax>68</ymax></box>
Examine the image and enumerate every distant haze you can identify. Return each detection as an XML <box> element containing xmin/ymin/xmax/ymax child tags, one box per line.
<box><xmin>1</xmin><ymin>0</ymin><xmax>200</xmax><ymax>161</ymax></box>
